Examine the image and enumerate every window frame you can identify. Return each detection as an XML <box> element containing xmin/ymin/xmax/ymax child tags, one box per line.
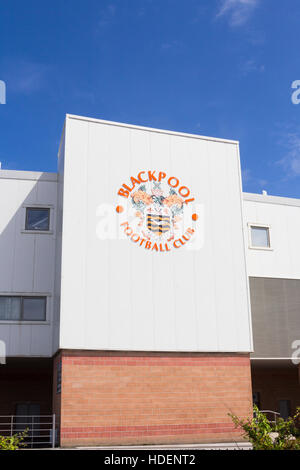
<box><xmin>0</xmin><ymin>295</ymin><xmax>47</xmax><ymax>323</ymax></box>
<box><xmin>56</xmin><ymin>360</ymin><xmax>62</xmax><ymax>394</ymax></box>
<box><xmin>24</xmin><ymin>207</ymin><xmax>51</xmax><ymax>233</ymax></box>
<box><xmin>248</xmin><ymin>223</ymin><xmax>272</xmax><ymax>251</ymax></box>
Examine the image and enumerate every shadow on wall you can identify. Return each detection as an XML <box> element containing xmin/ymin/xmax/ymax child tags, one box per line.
<box><xmin>0</xmin><ymin>357</ymin><xmax>53</xmax><ymax>415</ymax></box>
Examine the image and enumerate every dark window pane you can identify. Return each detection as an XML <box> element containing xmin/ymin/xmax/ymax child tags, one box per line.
<box><xmin>22</xmin><ymin>297</ymin><xmax>46</xmax><ymax>321</ymax></box>
<box><xmin>0</xmin><ymin>297</ymin><xmax>21</xmax><ymax>320</ymax></box>
<box><xmin>26</xmin><ymin>208</ymin><xmax>50</xmax><ymax>231</ymax></box>
<box><xmin>252</xmin><ymin>392</ymin><xmax>261</xmax><ymax>408</ymax></box>
<box><xmin>15</xmin><ymin>404</ymin><xmax>40</xmax><ymax>433</ymax></box>
<box><xmin>57</xmin><ymin>360</ymin><xmax>62</xmax><ymax>393</ymax></box>
<box><xmin>279</xmin><ymin>400</ymin><xmax>291</xmax><ymax>420</ymax></box>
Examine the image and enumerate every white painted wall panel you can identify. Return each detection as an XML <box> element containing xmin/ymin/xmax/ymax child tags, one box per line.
<box><xmin>52</xmin><ymin>132</ymin><xmax>65</xmax><ymax>354</ymax></box>
<box><xmin>0</xmin><ymin>172</ymin><xmax>57</xmax><ymax>357</ymax></box>
<box><xmin>59</xmin><ymin>119</ymin><xmax>89</xmax><ymax>349</ymax></box>
<box><xmin>13</xmin><ymin>235</ymin><xmax>35</xmax><ymax>292</ymax></box>
<box><xmin>34</xmin><ymin>237</ymin><xmax>56</xmax><ymax>293</ymax></box>
<box><xmin>243</xmin><ymin>197</ymin><xmax>300</xmax><ymax>280</ymax></box>
<box><xmin>59</xmin><ymin>115</ymin><xmax>253</xmax><ymax>353</ymax></box>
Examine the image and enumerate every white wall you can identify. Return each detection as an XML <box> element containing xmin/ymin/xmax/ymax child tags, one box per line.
<box><xmin>243</xmin><ymin>194</ymin><xmax>300</xmax><ymax>280</ymax></box>
<box><xmin>58</xmin><ymin>115</ymin><xmax>253</xmax><ymax>353</ymax></box>
<box><xmin>0</xmin><ymin>171</ymin><xmax>57</xmax><ymax>357</ymax></box>
<box><xmin>52</xmin><ymin>128</ymin><xmax>65</xmax><ymax>354</ymax></box>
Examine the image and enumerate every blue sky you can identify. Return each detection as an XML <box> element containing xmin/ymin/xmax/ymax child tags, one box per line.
<box><xmin>1</xmin><ymin>0</ymin><xmax>300</xmax><ymax>198</ymax></box>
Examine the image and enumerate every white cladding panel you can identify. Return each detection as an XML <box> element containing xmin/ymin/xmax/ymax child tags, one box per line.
<box><xmin>59</xmin><ymin>116</ymin><xmax>252</xmax><ymax>352</ymax></box>
<box><xmin>243</xmin><ymin>197</ymin><xmax>300</xmax><ymax>279</ymax></box>
<box><xmin>52</xmin><ymin>130</ymin><xmax>65</xmax><ymax>354</ymax></box>
<box><xmin>0</xmin><ymin>172</ymin><xmax>57</xmax><ymax>356</ymax></box>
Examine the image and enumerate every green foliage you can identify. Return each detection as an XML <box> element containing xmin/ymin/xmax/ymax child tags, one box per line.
<box><xmin>229</xmin><ymin>405</ymin><xmax>300</xmax><ymax>450</ymax></box>
<box><xmin>0</xmin><ymin>430</ymin><xmax>28</xmax><ymax>451</ymax></box>
<box><xmin>293</xmin><ymin>407</ymin><xmax>300</xmax><ymax>436</ymax></box>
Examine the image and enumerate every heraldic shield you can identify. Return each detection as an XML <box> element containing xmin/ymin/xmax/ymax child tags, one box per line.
<box><xmin>146</xmin><ymin>211</ymin><xmax>171</xmax><ymax>236</ymax></box>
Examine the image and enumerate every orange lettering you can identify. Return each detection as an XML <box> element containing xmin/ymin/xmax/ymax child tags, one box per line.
<box><xmin>130</xmin><ymin>176</ymin><xmax>140</xmax><ymax>188</ymax></box>
<box><xmin>179</xmin><ymin>186</ymin><xmax>190</xmax><ymax>198</ymax></box>
<box><xmin>123</xmin><ymin>183</ymin><xmax>133</xmax><ymax>192</ymax></box>
<box><xmin>158</xmin><ymin>172</ymin><xmax>166</xmax><ymax>182</ymax></box>
<box><xmin>138</xmin><ymin>171</ymin><xmax>147</xmax><ymax>183</ymax></box>
<box><xmin>131</xmin><ymin>233</ymin><xmax>140</xmax><ymax>243</ymax></box>
<box><xmin>184</xmin><ymin>198</ymin><xmax>195</xmax><ymax>205</ymax></box>
<box><xmin>168</xmin><ymin>177</ymin><xmax>179</xmax><ymax>188</ymax></box>
<box><xmin>118</xmin><ymin>188</ymin><xmax>129</xmax><ymax>198</ymax></box>
<box><xmin>148</xmin><ymin>170</ymin><xmax>157</xmax><ymax>182</ymax></box>
<box><xmin>173</xmin><ymin>239</ymin><xmax>181</xmax><ymax>248</ymax></box>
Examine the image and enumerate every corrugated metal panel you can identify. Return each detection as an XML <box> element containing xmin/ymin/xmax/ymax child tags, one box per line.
<box><xmin>0</xmin><ymin>175</ymin><xmax>57</xmax><ymax>357</ymax></box>
<box><xmin>250</xmin><ymin>277</ymin><xmax>300</xmax><ymax>358</ymax></box>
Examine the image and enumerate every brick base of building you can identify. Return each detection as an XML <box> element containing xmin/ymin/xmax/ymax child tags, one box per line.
<box><xmin>53</xmin><ymin>350</ymin><xmax>252</xmax><ymax>447</ymax></box>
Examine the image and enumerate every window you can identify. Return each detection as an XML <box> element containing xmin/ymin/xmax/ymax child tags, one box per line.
<box><xmin>15</xmin><ymin>403</ymin><xmax>40</xmax><ymax>435</ymax></box>
<box><xmin>279</xmin><ymin>400</ymin><xmax>291</xmax><ymax>420</ymax></box>
<box><xmin>0</xmin><ymin>296</ymin><xmax>46</xmax><ymax>321</ymax></box>
<box><xmin>56</xmin><ymin>360</ymin><xmax>62</xmax><ymax>394</ymax></box>
<box><xmin>25</xmin><ymin>207</ymin><xmax>50</xmax><ymax>231</ymax></box>
<box><xmin>253</xmin><ymin>391</ymin><xmax>261</xmax><ymax>408</ymax></box>
<box><xmin>249</xmin><ymin>224</ymin><xmax>271</xmax><ymax>249</ymax></box>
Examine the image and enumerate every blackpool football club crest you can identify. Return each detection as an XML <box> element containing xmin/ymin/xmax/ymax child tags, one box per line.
<box><xmin>146</xmin><ymin>210</ymin><xmax>171</xmax><ymax>238</ymax></box>
<box><xmin>116</xmin><ymin>170</ymin><xmax>199</xmax><ymax>253</ymax></box>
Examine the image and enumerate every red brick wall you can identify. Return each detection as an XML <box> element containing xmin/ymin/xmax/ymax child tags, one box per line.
<box><xmin>56</xmin><ymin>351</ymin><xmax>252</xmax><ymax>447</ymax></box>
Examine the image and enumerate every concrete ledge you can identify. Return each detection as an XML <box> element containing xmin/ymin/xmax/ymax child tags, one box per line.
<box><xmin>75</xmin><ymin>442</ymin><xmax>252</xmax><ymax>450</ymax></box>
<box><xmin>0</xmin><ymin>169</ymin><xmax>57</xmax><ymax>182</ymax></box>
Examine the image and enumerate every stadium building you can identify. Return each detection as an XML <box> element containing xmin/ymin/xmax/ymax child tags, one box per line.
<box><xmin>0</xmin><ymin>115</ymin><xmax>299</xmax><ymax>447</ymax></box>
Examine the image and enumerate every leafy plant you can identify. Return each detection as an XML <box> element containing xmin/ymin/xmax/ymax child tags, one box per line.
<box><xmin>293</xmin><ymin>407</ymin><xmax>300</xmax><ymax>436</ymax></box>
<box><xmin>0</xmin><ymin>430</ymin><xmax>28</xmax><ymax>451</ymax></box>
<box><xmin>229</xmin><ymin>405</ymin><xmax>300</xmax><ymax>450</ymax></box>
